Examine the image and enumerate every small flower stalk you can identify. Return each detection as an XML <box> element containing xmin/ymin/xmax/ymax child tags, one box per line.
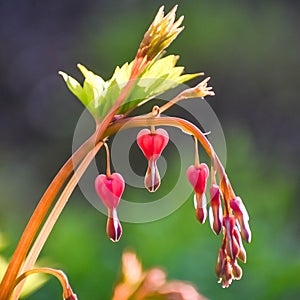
<box><xmin>137</xmin><ymin>128</ymin><xmax>169</xmax><ymax>192</ymax></box>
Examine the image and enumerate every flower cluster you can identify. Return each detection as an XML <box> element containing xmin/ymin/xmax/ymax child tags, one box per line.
<box><xmin>186</xmin><ymin>144</ymin><xmax>251</xmax><ymax>287</ymax></box>
<box><xmin>94</xmin><ymin>123</ymin><xmax>251</xmax><ymax>288</ymax></box>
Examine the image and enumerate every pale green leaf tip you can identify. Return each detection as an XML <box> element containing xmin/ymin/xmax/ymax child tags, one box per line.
<box><xmin>58</xmin><ymin>71</ymin><xmax>68</xmax><ymax>81</ymax></box>
<box><xmin>190</xmin><ymin>72</ymin><xmax>205</xmax><ymax>79</ymax></box>
<box><xmin>77</xmin><ymin>63</ymin><xmax>88</xmax><ymax>76</ymax></box>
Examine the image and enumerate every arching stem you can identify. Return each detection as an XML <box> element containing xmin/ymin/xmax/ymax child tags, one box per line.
<box><xmin>0</xmin><ymin>130</ymin><xmax>101</xmax><ymax>299</ymax></box>
<box><xmin>11</xmin><ymin>141</ymin><xmax>104</xmax><ymax>300</ymax></box>
<box><xmin>14</xmin><ymin>268</ymin><xmax>76</xmax><ymax>300</ymax></box>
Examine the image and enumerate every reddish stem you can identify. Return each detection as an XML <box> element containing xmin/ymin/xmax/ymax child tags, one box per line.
<box><xmin>0</xmin><ymin>131</ymin><xmax>99</xmax><ymax>299</ymax></box>
<box><xmin>0</xmin><ymin>114</ymin><xmax>234</xmax><ymax>299</ymax></box>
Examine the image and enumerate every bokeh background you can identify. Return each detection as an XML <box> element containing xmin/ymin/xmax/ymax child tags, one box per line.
<box><xmin>0</xmin><ymin>0</ymin><xmax>299</xmax><ymax>299</ymax></box>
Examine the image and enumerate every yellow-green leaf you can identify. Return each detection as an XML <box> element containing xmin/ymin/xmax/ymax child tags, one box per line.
<box><xmin>58</xmin><ymin>71</ymin><xmax>87</xmax><ymax>106</ymax></box>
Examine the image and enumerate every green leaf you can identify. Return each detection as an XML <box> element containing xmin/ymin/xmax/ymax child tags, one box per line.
<box><xmin>110</xmin><ymin>62</ymin><xmax>133</xmax><ymax>87</ymax></box>
<box><xmin>95</xmin><ymin>78</ymin><xmax>121</xmax><ymax>119</ymax></box>
<box><xmin>59</xmin><ymin>65</ymin><xmax>107</xmax><ymax>116</ymax></box>
<box><xmin>117</xmin><ymin>55</ymin><xmax>202</xmax><ymax>114</ymax></box>
<box><xmin>60</xmin><ymin>56</ymin><xmax>201</xmax><ymax>121</ymax></box>
<box><xmin>58</xmin><ymin>71</ymin><xmax>87</xmax><ymax>106</ymax></box>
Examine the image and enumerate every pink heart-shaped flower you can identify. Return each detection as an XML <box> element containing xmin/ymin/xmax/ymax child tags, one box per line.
<box><xmin>95</xmin><ymin>173</ymin><xmax>125</xmax><ymax>209</ymax></box>
<box><xmin>186</xmin><ymin>163</ymin><xmax>209</xmax><ymax>194</ymax></box>
<box><xmin>137</xmin><ymin>128</ymin><xmax>169</xmax><ymax>161</ymax></box>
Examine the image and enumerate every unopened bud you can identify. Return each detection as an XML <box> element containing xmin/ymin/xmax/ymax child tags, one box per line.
<box><xmin>230</xmin><ymin>197</ymin><xmax>252</xmax><ymax>243</ymax></box>
<box><xmin>209</xmin><ymin>184</ymin><xmax>222</xmax><ymax>235</ymax></box>
<box><xmin>215</xmin><ymin>248</ymin><xmax>226</xmax><ymax>277</ymax></box>
<box><xmin>220</xmin><ymin>261</ymin><xmax>233</xmax><ymax>288</ymax></box>
<box><xmin>223</xmin><ymin>216</ymin><xmax>239</xmax><ymax>260</ymax></box>
<box><xmin>232</xmin><ymin>261</ymin><xmax>243</xmax><ymax>280</ymax></box>
<box><xmin>233</xmin><ymin>227</ymin><xmax>247</xmax><ymax>263</ymax></box>
<box><xmin>225</xmin><ymin>235</ymin><xmax>239</xmax><ymax>261</ymax></box>
<box><xmin>240</xmin><ymin>218</ymin><xmax>252</xmax><ymax>244</ymax></box>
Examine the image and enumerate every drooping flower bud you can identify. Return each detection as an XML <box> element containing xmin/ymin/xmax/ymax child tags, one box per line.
<box><xmin>222</xmin><ymin>260</ymin><xmax>234</xmax><ymax>288</ymax></box>
<box><xmin>95</xmin><ymin>172</ymin><xmax>125</xmax><ymax>242</ymax></box>
<box><xmin>216</xmin><ymin>247</ymin><xmax>243</xmax><ymax>287</ymax></box>
<box><xmin>216</xmin><ymin>214</ymin><xmax>247</xmax><ymax>287</ymax></box>
<box><xmin>186</xmin><ymin>163</ymin><xmax>209</xmax><ymax>223</ymax></box>
<box><xmin>209</xmin><ymin>184</ymin><xmax>223</xmax><ymax>234</ymax></box>
<box><xmin>223</xmin><ymin>216</ymin><xmax>239</xmax><ymax>261</ymax></box>
<box><xmin>137</xmin><ymin>128</ymin><xmax>169</xmax><ymax>192</ymax></box>
<box><xmin>215</xmin><ymin>247</ymin><xmax>226</xmax><ymax>279</ymax></box>
<box><xmin>232</xmin><ymin>261</ymin><xmax>243</xmax><ymax>280</ymax></box>
<box><xmin>233</xmin><ymin>226</ymin><xmax>247</xmax><ymax>263</ymax></box>
<box><xmin>230</xmin><ymin>197</ymin><xmax>252</xmax><ymax>243</ymax></box>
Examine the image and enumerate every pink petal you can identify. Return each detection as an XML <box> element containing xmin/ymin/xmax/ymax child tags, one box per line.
<box><xmin>95</xmin><ymin>173</ymin><xmax>125</xmax><ymax>209</ymax></box>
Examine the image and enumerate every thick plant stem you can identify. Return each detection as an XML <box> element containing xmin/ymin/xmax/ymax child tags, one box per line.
<box><xmin>0</xmin><ymin>132</ymin><xmax>99</xmax><ymax>299</ymax></box>
<box><xmin>0</xmin><ymin>79</ymin><xmax>135</xmax><ymax>300</ymax></box>
<box><xmin>12</xmin><ymin>142</ymin><xmax>103</xmax><ymax>300</ymax></box>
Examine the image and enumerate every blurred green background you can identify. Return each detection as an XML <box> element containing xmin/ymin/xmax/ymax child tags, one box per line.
<box><xmin>0</xmin><ymin>0</ymin><xmax>299</xmax><ymax>299</ymax></box>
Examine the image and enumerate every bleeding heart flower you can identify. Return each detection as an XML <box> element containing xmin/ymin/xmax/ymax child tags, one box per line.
<box><xmin>186</xmin><ymin>163</ymin><xmax>209</xmax><ymax>223</ymax></box>
<box><xmin>95</xmin><ymin>173</ymin><xmax>125</xmax><ymax>210</ymax></box>
<box><xmin>95</xmin><ymin>172</ymin><xmax>125</xmax><ymax>242</ymax></box>
<box><xmin>137</xmin><ymin>128</ymin><xmax>169</xmax><ymax>192</ymax></box>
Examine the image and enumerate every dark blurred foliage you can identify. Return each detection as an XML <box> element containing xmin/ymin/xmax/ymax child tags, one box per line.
<box><xmin>0</xmin><ymin>0</ymin><xmax>299</xmax><ymax>299</ymax></box>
